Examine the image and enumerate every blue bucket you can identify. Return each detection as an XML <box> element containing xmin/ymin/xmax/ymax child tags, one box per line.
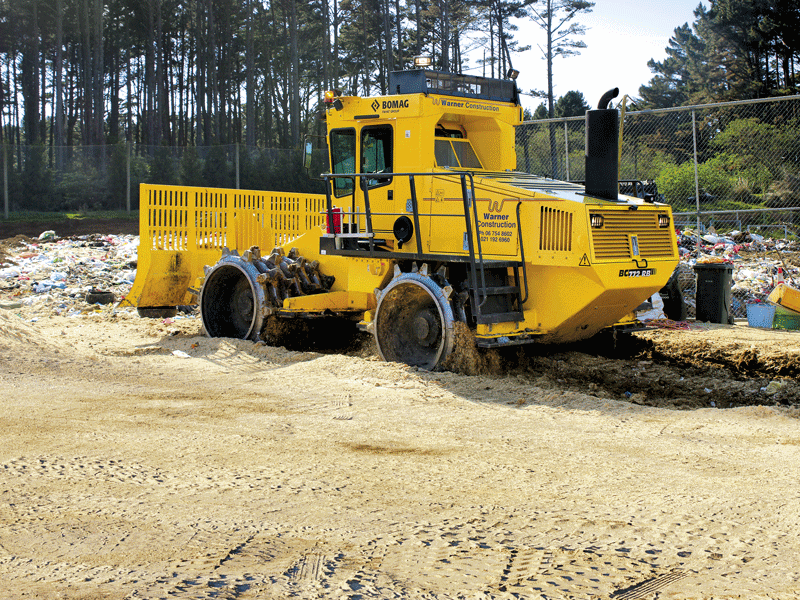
<box><xmin>746</xmin><ymin>303</ymin><xmax>775</xmax><ymax>328</ymax></box>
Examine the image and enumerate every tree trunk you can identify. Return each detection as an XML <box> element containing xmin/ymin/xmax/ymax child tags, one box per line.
<box><xmin>109</xmin><ymin>29</ymin><xmax>120</xmax><ymax>144</ymax></box>
<box><xmin>545</xmin><ymin>0</ymin><xmax>558</xmax><ymax>178</ymax></box>
<box><xmin>126</xmin><ymin>45</ymin><xmax>132</xmax><ymax>143</ymax></box>
<box><xmin>383</xmin><ymin>0</ymin><xmax>393</xmax><ymax>79</ymax></box>
<box><xmin>290</xmin><ymin>0</ymin><xmax>300</xmax><ymax>146</ymax></box>
<box><xmin>145</xmin><ymin>0</ymin><xmax>156</xmax><ymax>148</ymax></box>
<box><xmin>55</xmin><ymin>0</ymin><xmax>64</xmax><ymax>165</ymax></box>
<box><xmin>246</xmin><ymin>0</ymin><xmax>255</xmax><ymax>147</ymax></box>
<box><xmin>395</xmin><ymin>0</ymin><xmax>402</xmax><ymax>69</ymax></box>
<box><xmin>195</xmin><ymin>0</ymin><xmax>205</xmax><ymax>146</ymax></box>
<box><xmin>362</xmin><ymin>0</ymin><xmax>369</xmax><ymax>95</ymax></box>
<box><xmin>441</xmin><ymin>0</ymin><xmax>450</xmax><ymax>72</ymax></box>
<box><xmin>208</xmin><ymin>0</ymin><xmax>219</xmax><ymax>142</ymax></box>
<box><xmin>93</xmin><ymin>0</ymin><xmax>104</xmax><ymax>145</ymax></box>
<box><xmin>415</xmin><ymin>0</ymin><xmax>421</xmax><ymax>56</ymax></box>
<box><xmin>333</xmin><ymin>0</ymin><xmax>340</xmax><ymax>89</ymax></box>
<box><xmin>23</xmin><ymin>0</ymin><xmax>40</xmax><ymax>145</ymax></box>
<box><xmin>156</xmin><ymin>0</ymin><xmax>167</xmax><ymax>145</ymax></box>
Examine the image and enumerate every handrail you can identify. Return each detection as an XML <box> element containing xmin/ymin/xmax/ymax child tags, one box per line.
<box><xmin>321</xmin><ymin>170</ymin><xmax>526</xmax><ymax>323</ymax></box>
<box><xmin>516</xmin><ymin>201</ymin><xmax>529</xmax><ymax>305</ymax></box>
<box><xmin>408</xmin><ymin>174</ymin><xmax>423</xmax><ymax>260</ymax></box>
<box><xmin>459</xmin><ymin>173</ymin><xmax>489</xmax><ymax>312</ymax></box>
<box><xmin>322</xmin><ymin>171</ymin><xmax>491</xmax><ymax>266</ymax></box>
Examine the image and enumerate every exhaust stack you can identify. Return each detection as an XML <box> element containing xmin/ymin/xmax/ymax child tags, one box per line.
<box><xmin>585</xmin><ymin>87</ymin><xmax>620</xmax><ymax>201</ymax></box>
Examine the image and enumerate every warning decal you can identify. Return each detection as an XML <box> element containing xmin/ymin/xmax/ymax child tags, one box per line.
<box><xmin>579</xmin><ymin>254</ymin><xmax>591</xmax><ymax>267</ymax></box>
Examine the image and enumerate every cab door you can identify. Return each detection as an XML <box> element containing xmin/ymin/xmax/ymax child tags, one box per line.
<box><xmin>359</xmin><ymin>124</ymin><xmax>395</xmax><ymax>243</ymax></box>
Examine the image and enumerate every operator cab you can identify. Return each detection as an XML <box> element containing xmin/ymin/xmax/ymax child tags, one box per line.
<box><xmin>321</xmin><ymin>64</ymin><xmax>522</xmax><ymax>253</ymax></box>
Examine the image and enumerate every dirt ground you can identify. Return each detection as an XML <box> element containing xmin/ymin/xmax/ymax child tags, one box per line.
<box><xmin>1</xmin><ymin>223</ymin><xmax>800</xmax><ymax>599</ymax></box>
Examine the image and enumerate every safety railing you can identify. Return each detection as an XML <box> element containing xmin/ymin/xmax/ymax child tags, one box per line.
<box><xmin>320</xmin><ymin>171</ymin><xmax>527</xmax><ymax>319</ymax></box>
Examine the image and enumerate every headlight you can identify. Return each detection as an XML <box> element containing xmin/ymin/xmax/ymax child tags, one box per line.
<box><xmin>657</xmin><ymin>213</ymin><xmax>670</xmax><ymax>228</ymax></box>
<box><xmin>590</xmin><ymin>214</ymin><xmax>604</xmax><ymax>228</ymax></box>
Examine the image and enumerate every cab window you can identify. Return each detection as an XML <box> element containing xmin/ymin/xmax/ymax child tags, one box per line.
<box><xmin>330</xmin><ymin>128</ymin><xmax>356</xmax><ymax>197</ymax></box>
<box><xmin>361</xmin><ymin>125</ymin><xmax>393</xmax><ymax>189</ymax></box>
<box><xmin>435</xmin><ymin>127</ymin><xmax>463</xmax><ymax>138</ymax></box>
<box><xmin>435</xmin><ymin>139</ymin><xmax>459</xmax><ymax>167</ymax></box>
<box><xmin>452</xmin><ymin>140</ymin><xmax>482</xmax><ymax>169</ymax></box>
<box><xmin>434</xmin><ymin>138</ymin><xmax>483</xmax><ymax>169</ymax></box>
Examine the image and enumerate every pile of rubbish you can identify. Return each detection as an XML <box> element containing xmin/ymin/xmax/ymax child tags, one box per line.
<box><xmin>1</xmin><ymin>227</ymin><xmax>799</xmax><ymax>326</ymax></box>
<box><xmin>0</xmin><ymin>231</ymin><xmax>149</xmax><ymax>319</ymax></box>
<box><xmin>674</xmin><ymin>228</ymin><xmax>800</xmax><ymax>319</ymax></box>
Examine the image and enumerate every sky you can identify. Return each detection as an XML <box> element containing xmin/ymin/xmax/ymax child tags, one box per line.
<box><xmin>469</xmin><ymin>0</ymin><xmax>709</xmax><ymax>113</ymax></box>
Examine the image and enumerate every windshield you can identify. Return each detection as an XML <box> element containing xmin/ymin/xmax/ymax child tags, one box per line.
<box><xmin>434</xmin><ymin>138</ymin><xmax>483</xmax><ymax>169</ymax></box>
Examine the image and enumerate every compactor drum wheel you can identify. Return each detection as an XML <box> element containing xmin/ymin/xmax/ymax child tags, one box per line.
<box><xmin>200</xmin><ymin>253</ymin><xmax>268</xmax><ymax>341</ymax></box>
<box><xmin>374</xmin><ymin>272</ymin><xmax>455</xmax><ymax>370</ymax></box>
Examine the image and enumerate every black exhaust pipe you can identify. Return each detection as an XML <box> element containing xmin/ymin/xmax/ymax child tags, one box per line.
<box><xmin>585</xmin><ymin>87</ymin><xmax>619</xmax><ymax>201</ymax></box>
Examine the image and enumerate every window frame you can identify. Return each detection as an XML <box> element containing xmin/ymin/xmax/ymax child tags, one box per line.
<box><xmin>329</xmin><ymin>127</ymin><xmax>357</xmax><ymax>198</ymax></box>
<box><xmin>434</xmin><ymin>138</ymin><xmax>483</xmax><ymax>169</ymax></box>
<box><xmin>359</xmin><ymin>124</ymin><xmax>393</xmax><ymax>191</ymax></box>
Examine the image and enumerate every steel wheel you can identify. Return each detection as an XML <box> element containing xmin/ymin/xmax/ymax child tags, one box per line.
<box><xmin>374</xmin><ymin>271</ymin><xmax>455</xmax><ymax>370</ymax></box>
<box><xmin>200</xmin><ymin>253</ymin><xmax>267</xmax><ymax>340</ymax></box>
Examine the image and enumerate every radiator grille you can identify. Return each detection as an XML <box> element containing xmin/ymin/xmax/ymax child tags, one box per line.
<box><xmin>591</xmin><ymin>210</ymin><xmax>674</xmax><ymax>261</ymax></box>
<box><xmin>539</xmin><ymin>206</ymin><xmax>573</xmax><ymax>252</ymax></box>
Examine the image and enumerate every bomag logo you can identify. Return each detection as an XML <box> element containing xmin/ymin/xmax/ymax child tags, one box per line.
<box><xmin>374</xmin><ymin>99</ymin><xmax>409</xmax><ymax>111</ymax></box>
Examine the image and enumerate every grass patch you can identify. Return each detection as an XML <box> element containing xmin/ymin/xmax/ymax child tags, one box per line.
<box><xmin>2</xmin><ymin>210</ymin><xmax>138</xmax><ymax>223</ymax></box>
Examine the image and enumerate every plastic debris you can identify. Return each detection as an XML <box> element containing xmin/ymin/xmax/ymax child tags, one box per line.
<box><xmin>172</xmin><ymin>350</ymin><xmax>191</xmax><ymax>358</ymax></box>
<box><xmin>0</xmin><ymin>232</ymin><xmax>150</xmax><ymax>320</ymax></box>
<box><xmin>637</xmin><ymin>292</ymin><xmax>666</xmax><ymax>321</ymax></box>
<box><xmin>674</xmin><ymin>227</ymin><xmax>799</xmax><ymax>319</ymax></box>
<box><xmin>762</xmin><ymin>380</ymin><xmax>788</xmax><ymax>396</ymax></box>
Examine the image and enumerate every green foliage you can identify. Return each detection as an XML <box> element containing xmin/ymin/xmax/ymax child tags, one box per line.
<box><xmin>655</xmin><ymin>162</ymin><xmax>695</xmax><ymax>205</ymax></box>
<box><xmin>179</xmin><ymin>147</ymin><xmax>204</xmax><ymax>187</ymax></box>
<box><xmin>21</xmin><ymin>145</ymin><xmax>56</xmax><ymax>211</ymax></box>
<box><xmin>260</xmin><ymin>148</ymin><xmax>324</xmax><ymax>194</ymax></box>
<box><xmin>1</xmin><ymin>147</ymin><xmax>23</xmax><ymax>212</ymax></box>
<box><xmin>148</xmin><ymin>146</ymin><xmax>179</xmax><ymax>186</ymax></box>
<box><xmin>108</xmin><ymin>145</ymin><xmax>130</xmax><ymax>209</ymax></box>
<box><xmin>202</xmin><ymin>146</ymin><xmax>234</xmax><ymax>188</ymax></box>
<box><xmin>532</xmin><ymin>104</ymin><xmax>549</xmax><ymax>120</ymax></box>
<box><xmin>619</xmin><ymin>145</ymin><xmax>676</xmax><ymax>182</ymax></box>
<box><xmin>639</xmin><ymin>2</ymin><xmax>800</xmax><ymax>106</ymax></box>
<box><xmin>56</xmin><ymin>156</ymin><xmax>107</xmax><ymax>211</ymax></box>
<box><xmin>554</xmin><ymin>91</ymin><xmax>590</xmax><ymax>117</ymax></box>
<box><xmin>711</xmin><ymin>118</ymin><xmax>784</xmax><ymax>183</ymax></box>
<box><xmin>656</xmin><ymin>155</ymin><xmax>736</xmax><ymax>207</ymax></box>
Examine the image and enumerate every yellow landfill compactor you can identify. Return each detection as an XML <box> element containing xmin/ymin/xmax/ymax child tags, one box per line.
<box><xmin>123</xmin><ymin>68</ymin><xmax>679</xmax><ymax>370</ymax></box>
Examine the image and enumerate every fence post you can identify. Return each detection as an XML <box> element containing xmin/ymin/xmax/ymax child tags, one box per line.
<box><xmin>126</xmin><ymin>142</ymin><xmax>131</xmax><ymax>213</ymax></box>
<box><xmin>691</xmin><ymin>109</ymin><xmax>701</xmax><ymax>251</ymax></box>
<box><xmin>3</xmin><ymin>144</ymin><xmax>8</xmax><ymax>220</ymax></box>
<box><xmin>563</xmin><ymin>121</ymin><xmax>570</xmax><ymax>181</ymax></box>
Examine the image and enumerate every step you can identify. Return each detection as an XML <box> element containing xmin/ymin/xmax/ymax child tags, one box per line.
<box><xmin>470</xmin><ymin>260</ymin><xmax>523</xmax><ymax>270</ymax></box>
<box><xmin>475</xmin><ymin>310</ymin><xmax>525</xmax><ymax>325</ymax></box>
<box><xmin>481</xmin><ymin>285</ymin><xmax>520</xmax><ymax>296</ymax></box>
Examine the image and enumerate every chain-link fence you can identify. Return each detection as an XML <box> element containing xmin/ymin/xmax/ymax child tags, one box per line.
<box><xmin>5</xmin><ymin>95</ymin><xmax>800</xmax><ymax>233</ymax></box>
<box><xmin>517</xmin><ymin>95</ymin><xmax>800</xmax><ymax>238</ymax></box>
<box><xmin>1</xmin><ymin>143</ymin><xmax>327</xmax><ymax>218</ymax></box>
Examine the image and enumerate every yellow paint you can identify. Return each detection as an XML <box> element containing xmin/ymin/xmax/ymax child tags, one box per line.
<box><xmin>130</xmin><ymin>72</ymin><xmax>679</xmax><ymax>348</ymax></box>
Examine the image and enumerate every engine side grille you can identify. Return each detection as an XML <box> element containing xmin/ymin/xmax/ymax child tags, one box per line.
<box><xmin>540</xmin><ymin>206</ymin><xmax>573</xmax><ymax>252</ymax></box>
<box><xmin>591</xmin><ymin>210</ymin><xmax>674</xmax><ymax>261</ymax></box>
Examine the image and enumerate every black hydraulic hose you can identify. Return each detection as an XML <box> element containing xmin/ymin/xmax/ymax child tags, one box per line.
<box><xmin>597</xmin><ymin>87</ymin><xmax>619</xmax><ymax>109</ymax></box>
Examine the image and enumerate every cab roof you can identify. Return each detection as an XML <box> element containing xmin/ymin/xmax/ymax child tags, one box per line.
<box><xmin>388</xmin><ymin>70</ymin><xmax>519</xmax><ymax>105</ymax></box>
